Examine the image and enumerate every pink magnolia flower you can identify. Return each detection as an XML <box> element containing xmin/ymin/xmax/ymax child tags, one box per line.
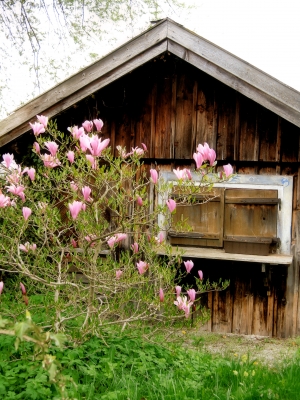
<box><xmin>45</xmin><ymin>141</ymin><xmax>59</xmax><ymax>157</ymax></box>
<box><xmin>116</xmin><ymin>270</ymin><xmax>123</xmax><ymax>279</ymax></box>
<box><xmin>85</xmin><ymin>235</ymin><xmax>97</xmax><ymax>247</ymax></box>
<box><xmin>29</xmin><ymin>122</ymin><xmax>45</xmax><ymax>136</ymax></box>
<box><xmin>22</xmin><ymin>207</ymin><xmax>32</xmax><ymax>221</ymax></box>
<box><xmin>93</xmin><ymin>119</ymin><xmax>104</xmax><ymax>131</ymax></box>
<box><xmin>150</xmin><ymin>169</ymin><xmax>158</xmax><ymax>184</ymax></box>
<box><xmin>82</xmin><ymin>186</ymin><xmax>92</xmax><ymax>201</ymax></box>
<box><xmin>185</xmin><ymin>169</ymin><xmax>192</xmax><ymax>180</ymax></box>
<box><xmin>173</xmin><ymin>167</ymin><xmax>192</xmax><ymax>180</ymax></box>
<box><xmin>197</xmin><ymin>142</ymin><xmax>209</xmax><ymax>158</ymax></box>
<box><xmin>0</xmin><ymin>281</ymin><xmax>3</xmax><ymax>295</ymax></box>
<box><xmin>68</xmin><ymin>126</ymin><xmax>85</xmax><ymax>140</ymax></box>
<box><xmin>174</xmin><ymin>296</ymin><xmax>193</xmax><ymax>318</ymax></box>
<box><xmin>159</xmin><ymin>288</ymin><xmax>164</xmax><ymax>302</ymax></box>
<box><xmin>82</xmin><ymin>203</ymin><xmax>86</xmax><ymax>211</ymax></box>
<box><xmin>89</xmin><ymin>136</ymin><xmax>110</xmax><ymax>156</ymax></box>
<box><xmin>79</xmin><ymin>134</ymin><xmax>91</xmax><ymax>152</ymax></box>
<box><xmin>175</xmin><ymin>285</ymin><xmax>181</xmax><ymax>297</ymax></box>
<box><xmin>116</xmin><ymin>146</ymin><xmax>128</xmax><ymax>158</ymax></box>
<box><xmin>0</xmin><ymin>194</ymin><xmax>10</xmax><ymax>208</ymax></box>
<box><xmin>2</xmin><ymin>153</ymin><xmax>14</xmax><ymax>169</ymax></box>
<box><xmin>68</xmin><ymin>201</ymin><xmax>83</xmax><ymax>220</ymax></box>
<box><xmin>193</xmin><ymin>152</ymin><xmax>203</xmax><ymax>169</ymax></box>
<box><xmin>70</xmin><ymin>181</ymin><xmax>78</xmax><ymax>192</ymax></box>
<box><xmin>30</xmin><ymin>244</ymin><xmax>37</xmax><ymax>251</ymax></box>
<box><xmin>207</xmin><ymin>148</ymin><xmax>216</xmax><ymax>166</ymax></box>
<box><xmin>184</xmin><ymin>260</ymin><xmax>194</xmax><ymax>273</ymax></box>
<box><xmin>23</xmin><ymin>167</ymin><xmax>35</xmax><ymax>181</ymax></box>
<box><xmin>20</xmin><ymin>282</ymin><xmax>26</xmax><ymax>295</ymax></box>
<box><xmin>41</xmin><ymin>154</ymin><xmax>61</xmax><ymax>168</ymax></box>
<box><xmin>198</xmin><ymin>270</ymin><xmax>203</xmax><ymax>280</ymax></box>
<box><xmin>107</xmin><ymin>233</ymin><xmax>127</xmax><ymax>248</ymax></box>
<box><xmin>155</xmin><ymin>232</ymin><xmax>164</xmax><ymax>244</ymax></box>
<box><xmin>19</xmin><ymin>242</ymin><xmax>36</xmax><ymax>253</ymax></box>
<box><xmin>82</xmin><ymin>120</ymin><xmax>93</xmax><ymax>133</ymax></box>
<box><xmin>33</xmin><ymin>142</ymin><xmax>40</xmax><ymax>154</ymax></box>
<box><xmin>187</xmin><ymin>289</ymin><xmax>196</xmax><ymax>302</ymax></box>
<box><xmin>197</xmin><ymin>142</ymin><xmax>216</xmax><ymax>165</ymax></box>
<box><xmin>136</xmin><ymin>260</ymin><xmax>148</xmax><ymax>274</ymax></box>
<box><xmin>19</xmin><ymin>244</ymin><xmax>29</xmax><ymax>253</ymax></box>
<box><xmin>67</xmin><ymin>151</ymin><xmax>75</xmax><ymax>164</ymax></box>
<box><xmin>131</xmin><ymin>242</ymin><xmax>139</xmax><ymax>253</ymax></box>
<box><xmin>6</xmin><ymin>185</ymin><xmax>26</xmax><ymax>201</ymax></box>
<box><xmin>86</xmin><ymin>155</ymin><xmax>96</xmax><ymax>169</ymax></box>
<box><xmin>6</xmin><ymin>169</ymin><xmax>21</xmax><ymax>186</ymax></box>
<box><xmin>71</xmin><ymin>239</ymin><xmax>78</xmax><ymax>248</ymax></box>
<box><xmin>166</xmin><ymin>199</ymin><xmax>176</xmax><ymax>213</ymax></box>
<box><xmin>223</xmin><ymin>164</ymin><xmax>233</xmax><ymax>177</ymax></box>
<box><xmin>136</xmin><ymin>196</ymin><xmax>143</xmax><ymax>206</ymax></box>
<box><xmin>141</xmin><ymin>143</ymin><xmax>147</xmax><ymax>151</ymax></box>
<box><xmin>36</xmin><ymin>115</ymin><xmax>48</xmax><ymax>128</ymax></box>
<box><xmin>131</xmin><ymin>147</ymin><xmax>144</xmax><ymax>156</ymax></box>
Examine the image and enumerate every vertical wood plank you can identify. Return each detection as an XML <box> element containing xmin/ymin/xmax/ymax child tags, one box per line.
<box><xmin>195</xmin><ymin>73</ymin><xmax>217</xmax><ymax>152</ymax></box>
<box><xmin>281</xmin><ymin>119</ymin><xmax>300</xmax><ymax>162</ymax></box>
<box><xmin>174</xmin><ymin>67</ymin><xmax>194</xmax><ymax>159</ymax></box>
<box><xmin>239</xmin><ymin>96</ymin><xmax>259</xmax><ymax>161</ymax></box>
<box><xmin>216</xmin><ymin>82</ymin><xmax>236</xmax><ymax>160</ymax></box>
<box><xmin>171</xmin><ymin>73</ymin><xmax>177</xmax><ymax>159</ymax></box>
<box><xmin>258</xmin><ymin>106</ymin><xmax>278</xmax><ymax>162</ymax></box>
<box><xmin>154</xmin><ymin>73</ymin><xmax>172</xmax><ymax>158</ymax></box>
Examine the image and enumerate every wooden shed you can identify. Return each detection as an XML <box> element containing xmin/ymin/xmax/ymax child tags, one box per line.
<box><xmin>1</xmin><ymin>18</ymin><xmax>300</xmax><ymax>337</ymax></box>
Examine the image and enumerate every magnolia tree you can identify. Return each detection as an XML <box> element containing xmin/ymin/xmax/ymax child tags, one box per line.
<box><xmin>0</xmin><ymin>116</ymin><xmax>232</xmax><ymax>334</ymax></box>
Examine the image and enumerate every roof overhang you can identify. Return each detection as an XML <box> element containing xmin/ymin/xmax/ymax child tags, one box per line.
<box><xmin>1</xmin><ymin>18</ymin><xmax>300</xmax><ymax>147</ymax></box>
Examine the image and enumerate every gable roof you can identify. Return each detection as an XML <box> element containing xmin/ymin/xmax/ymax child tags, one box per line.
<box><xmin>1</xmin><ymin>18</ymin><xmax>300</xmax><ymax>147</ymax></box>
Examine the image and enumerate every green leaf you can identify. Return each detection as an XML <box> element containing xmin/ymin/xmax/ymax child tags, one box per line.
<box><xmin>50</xmin><ymin>333</ymin><xmax>67</xmax><ymax>348</ymax></box>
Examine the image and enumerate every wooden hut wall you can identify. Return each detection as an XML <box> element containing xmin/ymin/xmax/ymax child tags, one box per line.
<box><xmin>3</xmin><ymin>54</ymin><xmax>299</xmax><ymax>337</ymax></box>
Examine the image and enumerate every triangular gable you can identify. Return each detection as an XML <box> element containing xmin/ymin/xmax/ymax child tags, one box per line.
<box><xmin>1</xmin><ymin>18</ymin><xmax>300</xmax><ymax>146</ymax></box>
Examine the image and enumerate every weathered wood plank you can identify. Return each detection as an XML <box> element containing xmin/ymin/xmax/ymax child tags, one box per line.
<box><xmin>157</xmin><ymin>246</ymin><xmax>293</xmax><ymax>264</ymax></box>
<box><xmin>257</xmin><ymin>106</ymin><xmax>279</xmax><ymax>162</ymax></box>
<box><xmin>216</xmin><ymin>81</ymin><xmax>236</xmax><ymax>160</ymax></box>
<box><xmin>154</xmin><ymin>63</ymin><xmax>172</xmax><ymax>158</ymax></box>
<box><xmin>174</xmin><ymin>68</ymin><xmax>194</xmax><ymax>159</ymax></box>
<box><xmin>195</xmin><ymin>72</ymin><xmax>217</xmax><ymax>151</ymax></box>
<box><xmin>281</xmin><ymin>119</ymin><xmax>300</xmax><ymax>162</ymax></box>
<box><xmin>238</xmin><ymin>96</ymin><xmax>258</xmax><ymax>161</ymax></box>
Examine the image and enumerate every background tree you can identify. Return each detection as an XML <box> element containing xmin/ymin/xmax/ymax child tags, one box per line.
<box><xmin>0</xmin><ymin>0</ymin><xmax>181</xmax><ymax>120</ymax></box>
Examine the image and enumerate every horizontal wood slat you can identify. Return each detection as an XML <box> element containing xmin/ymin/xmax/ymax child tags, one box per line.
<box><xmin>225</xmin><ymin>198</ymin><xmax>281</xmax><ymax>205</ymax></box>
<box><xmin>169</xmin><ymin>231</ymin><xmax>219</xmax><ymax>239</ymax></box>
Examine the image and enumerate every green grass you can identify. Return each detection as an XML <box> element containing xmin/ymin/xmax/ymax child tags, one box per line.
<box><xmin>0</xmin><ymin>331</ymin><xmax>300</xmax><ymax>399</ymax></box>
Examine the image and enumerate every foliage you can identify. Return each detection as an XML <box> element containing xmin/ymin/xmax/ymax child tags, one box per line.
<box><xmin>0</xmin><ymin>116</ymin><xmax>231</xmax><ymax>335</ymax></box>
<box><xmin>0</xmin><ymin>322</ymin><xmax>300</xmax><ymax>399</ymax></box>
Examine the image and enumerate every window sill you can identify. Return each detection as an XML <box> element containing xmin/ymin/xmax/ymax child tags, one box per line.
<box><xmin>157</xmin><ymin>246</ymin><xmax>293</xmax><ymax>265</ymax></box>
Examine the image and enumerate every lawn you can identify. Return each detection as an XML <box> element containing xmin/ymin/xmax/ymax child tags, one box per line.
<box><xmin>0</xmin><ymin>320</ymin><xmax>300</xmax><ymax>399</ymax></box>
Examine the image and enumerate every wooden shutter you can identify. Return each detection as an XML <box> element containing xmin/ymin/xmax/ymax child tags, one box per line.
<box><xmin>223</xmin><ymin>189</ymin><xmax>280</xmax><ymax>255</ymax></box>
<box><xmin>169</xmin><ymin>188</ymin><xmax>224</xmax><ymax>247</ymax></box>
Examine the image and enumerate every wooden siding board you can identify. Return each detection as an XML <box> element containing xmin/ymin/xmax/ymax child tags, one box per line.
<box><xmin>216</xmin><ymin>81</ymin><xmax>236</xmax><ymax>160</ymax></box>
<box><xmin>195</xmin><ymin>73</ymin><xmax>218</xmax><ymax>151</ymax></box>
<box><xmin>239</xmin><ymin>96</ymin><xmax>258</xmax><ymax>161</ymax></box>
<box><xmin>258</xmin><ymin>106</ymin><xmax>279</xmax><ymax>162</ymax></box>
<box><xmin>281</xmin><ymin>119</ymin><xmax>300</xmax><ymax>162</ymax></box>
<box><xmin>154</xmin><ymin>70</ymin><xmax>172</xmax><ymax>158</ymax></box>
<box><xmin>174</xmin><ymin>69</ymin><xmax>194</xmax><ymax>159</ymax></box>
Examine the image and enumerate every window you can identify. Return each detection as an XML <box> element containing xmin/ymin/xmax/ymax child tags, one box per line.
<box><xmin>159</xmin><ymin>173</ymin><xmax>293</xmax><ymax>257</ymax></box>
